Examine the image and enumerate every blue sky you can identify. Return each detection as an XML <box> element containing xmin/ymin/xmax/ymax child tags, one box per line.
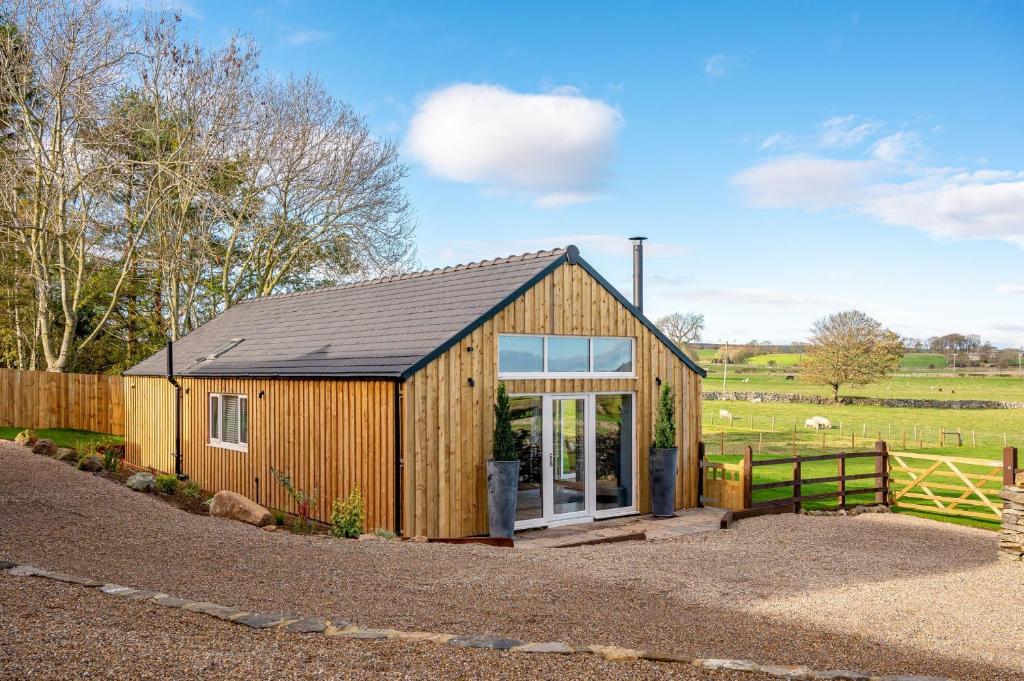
<box><xmin>179</xmin><ymin>1</ymin><xmax>1023</xmax><ymax>347</ymax></box>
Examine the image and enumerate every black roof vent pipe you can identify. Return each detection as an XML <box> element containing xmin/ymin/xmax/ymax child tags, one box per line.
<box><xmin>629</xmin><ymin>236</ymin><xmax>647</xmax><ymax>312</ymax></box>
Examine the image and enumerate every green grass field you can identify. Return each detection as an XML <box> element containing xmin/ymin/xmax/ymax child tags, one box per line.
<box><xmin>697</xmin><ymin>350</ymin><xmax>950</xmax><ymax>370</ymax></box>
<box><xmin>0</xmin><ymin>427</ymin><xmax>122</xmax><ymax>450</ymax></box>
<box><xmin>703</xmin><ymin>399</ymin><xmax>1023</xmax><ymax>454</ymax></box>
<box><xmin>703</xmin><ymin>368</ymin><xmax>1024</xmax><ymax>402</ymax></box>
<box><xmin>747</xmin><ymin>353</ymin><xmax>803</xmax><ymax>366</ymax></box>
<box><xmin>900</xmin><ymin>353</ymin><xmax>949</xmax><ymax>368</ymax></box>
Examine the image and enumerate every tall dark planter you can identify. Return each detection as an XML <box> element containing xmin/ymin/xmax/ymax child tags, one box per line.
<box><xmin>487</xmin><ymin>459</ymin><xmax>520</xmax><ymax>538</ymax></box>
<box><xmin>649</xmin><ymin>447</ymin><xmax>678</xmax><ymax>517</ymax></box>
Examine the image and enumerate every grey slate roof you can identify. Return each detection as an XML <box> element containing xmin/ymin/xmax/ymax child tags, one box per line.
<box><xmin>125</xmin><ymin>248</ymin><xmax>569</xmax><ymax>379</ymax></box>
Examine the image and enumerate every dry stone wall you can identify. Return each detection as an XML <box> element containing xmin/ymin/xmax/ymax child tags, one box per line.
<box><xmin>704</xmin><ymin>391</ymin><xmax>1024</xmax><ymax>410</ymax></box>
<box><xmin>1000</xmin><ymin>480</ymin><xmax>1024</xmax><ymax>562</ymax></box>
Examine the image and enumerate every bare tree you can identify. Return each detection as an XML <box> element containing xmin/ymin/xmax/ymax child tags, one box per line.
<box><xmin>801</xmin><ymin>310</ymin><xmax>904</xmax><ymax>401</ymax></box>
<box><xmin>0</xmin><ymin>2</ymin><xmax>417</xmax><ymax>370</ymax></box>
<box><xmin>216</xmin><ymin>74</ymin><xmax>415</xmax><ymax>309</ymax></box>
<box><xmin>0</xmin><ymin>0</ymin><xmax>138</xmax><ymax>370</ymax></box>
<box><xmin>656</xmin><ymin>312</ymin><xmax>704</xmax><ymax>346</ymax></box>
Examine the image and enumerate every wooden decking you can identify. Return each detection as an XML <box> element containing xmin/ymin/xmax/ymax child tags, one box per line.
<box><xmin>513</xmin><ymin>507</ymin><xmax>727</xmax><ymax>549</ymax></box>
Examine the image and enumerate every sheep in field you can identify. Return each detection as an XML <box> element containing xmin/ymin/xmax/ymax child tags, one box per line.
<box><xmin>804</xmin><ymin>416</ymin><xmax>832</xmax><ymax>430</ymax></box>
<box><xmin>719</xmin><ymin>409</ymin><xmax>734</xmax><ymax>420</ymax></box>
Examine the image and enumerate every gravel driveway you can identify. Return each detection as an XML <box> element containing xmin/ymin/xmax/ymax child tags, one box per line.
<box><xmin>1</xmin><ymin>440</ymin><xmax>1020</xmax><ymax>680</ymax></box>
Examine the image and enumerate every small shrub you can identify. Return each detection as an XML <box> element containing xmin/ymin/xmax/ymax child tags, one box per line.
<box><xmin>271</xmin><ymin>468</ymin><xmax>318</xmax><ymax>533</ymax></box>
<box><xmin>329</xmin><ymin>487</ymin><xmax>365</xmax><ymax>538</ymax></box>
<box><xmin>155</xmin><ymin>474</ymin><xmax>179</xmax><ymax>494</ymax></box>
<box><xmin>491</xmin><ymin>383</ymin><xmax>516</xmax><ymax>461</ymax></box>
<box><xmin>652</xmin><ymin>382</ymin><xmax>676</xmax><ymax>448</ymax></box>
<box><xmin>14</xmin><ymin>429</ymin><xmax>38</xmax><ymax>446</ymax></box>
<box><xmin>373</xmin><ymin>528</ymin><xmax>397</xmax><ymax>540</ymax></box>
<box><xmin>270</xmin><ymin>509</ymin><xmax>286</xmax><ymax>526</ymax></box>
<box><xmin>101</xmin><ymin>447</ymin><xmax>122</xmax><ymax>473</ymax></box>
<box><xmin>182</xmin><ymin>481</ymin><xmax>202</xmax><ymax>498</ymax></box>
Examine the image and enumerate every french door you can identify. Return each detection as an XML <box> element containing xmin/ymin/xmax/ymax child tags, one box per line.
<box><xmin>513</xmin><ymin>392</ymin><xmax>635</xmax><ymax>530</ymax></box>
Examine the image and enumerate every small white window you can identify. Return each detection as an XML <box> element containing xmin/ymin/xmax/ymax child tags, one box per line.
<box><xmin>209</xmin><ymin>393</ymin><xmax>248</xmax><ymax>452</ymax></box>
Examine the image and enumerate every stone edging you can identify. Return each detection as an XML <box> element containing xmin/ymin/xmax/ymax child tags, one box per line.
<box><xmin>0</xmin><ymin>559</ymin><xmax>948</xmax><ymax>681</ymax></box>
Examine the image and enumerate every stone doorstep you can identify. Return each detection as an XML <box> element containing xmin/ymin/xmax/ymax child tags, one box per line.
<box><xmin>0</xmin><ymin>561</ymin><xmax>953</xmax><ymax>681</ymax></box>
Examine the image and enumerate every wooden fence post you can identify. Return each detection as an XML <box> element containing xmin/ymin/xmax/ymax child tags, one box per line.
<box><xmin>1004</xmin><ymin>446</ymin><xmax>1019</xmax><ymax>487</ymax></box>
<box><xmin>793</xmin><ymin>453</ymin><xmax>802</xmax><ymax>514</ymax></box>
<box><xmin>875</xmin><ymin>440</ymin><xmax>889</xmax><ymax>505</ymax></box>
<box><xmin>697</xmin><ymin>441</ymin><xmax>706</xmax><ymax>507</ymax></box>
<box><xmin>838</xmin><ymin>453</ymin><xmax>846</xmax><ymax>508</ymax></box>
<box><xmin>742</xmin><ymin>445</ymin><xmax>753</xmax><ymax>509</ymax></box>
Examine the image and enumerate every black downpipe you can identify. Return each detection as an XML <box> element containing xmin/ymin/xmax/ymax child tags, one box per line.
<box><xmin>393</xmin><ymin>380</ymin><xmax>403</xmax><ymax>537</ymax></box>
<box><xmin>166</xmin><ymin>340</ymin><xmax>183</xmax><ymax>478</ymax></box>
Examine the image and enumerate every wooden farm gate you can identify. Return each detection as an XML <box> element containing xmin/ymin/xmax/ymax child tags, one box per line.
<box><xmin>0</xmin><ymin>368</ymin><xmax>125</xmax><ymax>436</ymax></box>
<box><xmin>888</xmin><ymin>448</ymin><xmax>1017</xmax><ymax>523</ymax></box>
<box><xmin>700</xmin><ymin>441</ymin><xmax>1019</xmax><ymax>524</ymax></box>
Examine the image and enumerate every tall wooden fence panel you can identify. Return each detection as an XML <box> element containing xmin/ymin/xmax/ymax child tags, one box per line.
<box><xmin>0</xmin><ymin>369</ymin><xmax>124</xmax><ymax>436</ymax></box>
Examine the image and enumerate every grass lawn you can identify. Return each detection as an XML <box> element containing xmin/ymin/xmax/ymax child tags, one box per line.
<box><xmin>0</xmin><ymin>427</ymin><xmax>123</xmax><ymax>451</ymax></box>
<box><xmin>695</xmin><ymin>348</ymin><xmax>718</xmax><ymax>362</ymax></box>
<box><xmin>702</xmin><ymin>399</ymin><xmax>1024</xmax><ymax>454</ymax></box>
<box><xmin>901</xmin><ymin>353</ymin><xmax>949</xmax><ymax>368</ymax></box>
<box><xmin>704</xmin><ymin>368</ymin><xmax>1024</xmax><ymax>402</ymax></box>
<box><xmin>747</xmin><ymin>353</ymin><xmax>804</xmax><ymax>366</ymax></box>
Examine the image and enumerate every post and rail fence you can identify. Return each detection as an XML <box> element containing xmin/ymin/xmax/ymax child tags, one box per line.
<box><xmin>700</xmin><ymin>440</ymin><xmax>1019</xmax><ymax>524</ymax></box>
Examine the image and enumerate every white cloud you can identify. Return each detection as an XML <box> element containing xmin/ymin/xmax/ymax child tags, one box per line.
<box><xmin>732</xmin><ymin>157</ymin><xmax>878</xmax><ymax>210</ymax></box>
<box><xmin>704</xmin><ymin>53</ymin><xmax>734</xmax><ymax>80</ymax></box>
<box><xmin>996</xmin><ymin>284</ymin><xmax>1024</xmax><ymax>296</ymax></box>
<box><xmin>817</xmin><ymin>115</ymin><xmax>882</xmax><ymax>149</ymax></box>
<box><xmin>759</xmin><ymin>132</ymin><xmax>797</xmax><ymax>152</ymax></box>
<box><xmin>733</xmin><ymin>156</ymin><xmax>1024</xmax><ymax>247</ymax></box>
<box><xmin>282</xmin><ymin>29</ymin><xmax>331</xmax><ymax>46</ymax></box>
<box><xmin>870</xmin><ymin>131</ymin><xmax>922</xmax><ymax>162</ymax></box>
<box><xmin>406</xmin><ymin>84</ymin><xmax>622</xmax><ymax>207</ymax></box>
<box><xmin>678</xmin><ymin>287</ymin><xmax>849</xmax><ymax>309</ymax></box>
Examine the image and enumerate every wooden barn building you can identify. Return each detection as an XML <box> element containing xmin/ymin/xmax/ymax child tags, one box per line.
<box><xmin>124</xmin><ymin>244</ymin><xmax>706</xmax><ymax>538</ymax></box>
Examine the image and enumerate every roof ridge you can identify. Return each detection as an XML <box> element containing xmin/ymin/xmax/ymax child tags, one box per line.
<box><xmin>239</xmin><ymin>247</ymin><xmax>569</xmax><ymax>304</ymax></box>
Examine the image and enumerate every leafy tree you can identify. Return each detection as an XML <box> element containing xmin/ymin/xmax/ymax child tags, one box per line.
<box><xmin>652</xmin><ymin>383</ymin><xmax>676</xmax><ymax>449</ymax></box>
<box><xmin>491</xmin><ymin>383</ymin><xmax>516</xmax><ymax>461</ymax></box>
<box><xmin>801</xmin><ymin>310</ymin><xmax>904</xmax><ymax>401</ymax></box>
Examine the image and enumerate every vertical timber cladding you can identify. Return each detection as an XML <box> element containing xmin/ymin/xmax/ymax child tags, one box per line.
<box><xmin>124</xmin><ymin>375</ymin><xmax>396</xmax><ymax>530</ymax></box>
<box><xmin>402</xmin><ymin>261</ymin><xmax>703</xmax><ymax>538</ymax></box>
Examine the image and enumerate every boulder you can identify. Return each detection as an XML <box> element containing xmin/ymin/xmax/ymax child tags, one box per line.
<box><xmin>125</xmin><ymin>472</ymin><xmax>156</xmax><ymax>492</ymax></box>
<box><xmin>209</xmin><ymin>490</ymin><xmax>272</xmax><ymax>527</ymax></box>
<box><xmin>14</xmin><ymin>429</ymin><xmax>38</xmax><ymax>446</ymax></box>
<box><xmin>77</xmin><ymin>455</ymin><xmax>103</xmax><ymax>472</ymax></box>
<box><xmin>55</xmin><ymin>448</ymin><xmax>79</xmax><ymax>463</ymax></box>
<box><xmin>31</xmin><ymin>439</ymin><xmax>57</xmax><ymax>457</ymax></box>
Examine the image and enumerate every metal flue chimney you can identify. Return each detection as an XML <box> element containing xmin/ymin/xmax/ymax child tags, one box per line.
<box><xmin>630</xmin><ymin>236</ymin><xmax>647</xmax><ymax>312</ymax></box>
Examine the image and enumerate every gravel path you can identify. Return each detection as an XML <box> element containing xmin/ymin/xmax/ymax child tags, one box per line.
<box><xmin>0</xmin><ymin>577</ymin><xmax>764</xmax><ymax>680</ymax></box>
<box><xmin>1</xmin><ymin>440</ymin><xmax>1020</xmax><ymax>680</ymax></box>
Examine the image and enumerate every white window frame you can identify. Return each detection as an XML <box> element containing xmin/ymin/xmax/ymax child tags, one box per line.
<box><xmin>209</xmin><ymin>392</ymin><xmax>249</xmax><ymax>452</ymax></box>
<box><xmin>498</xmin><ymin>334</ymin><xmax>636</xmax><ymax>379</ymax></box>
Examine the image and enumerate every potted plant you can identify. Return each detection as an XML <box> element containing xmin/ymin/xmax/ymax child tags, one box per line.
<box><xmin>649</xmin><ymin>382</ymin><xmax>678</xmax><ymax>517</ymax></box>
<box><xmin>487</xmin><ymin>382</ymin><xmax>519</xmax><ymax>538</ymax></box>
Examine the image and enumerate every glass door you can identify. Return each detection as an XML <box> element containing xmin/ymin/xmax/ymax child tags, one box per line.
<box><xmin>545</xmin><ymin>395</ymin><xmax>591</xmax><ymax>522</ymax></box>
<box><xmin>512</xmin><ymin>392</ymin><xmax>635</xmax><ymax>531</ymax></box>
